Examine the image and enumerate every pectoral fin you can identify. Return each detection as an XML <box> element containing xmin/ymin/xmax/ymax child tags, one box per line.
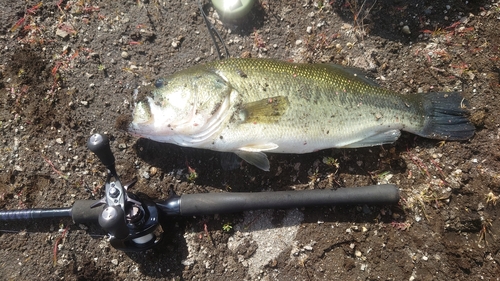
<box><xmin>341</xmin><ymin>130</ymin><xmax>401</xmax><ymax>148</ymax></box>
<box><xmin>234</xmin><ymin>151</ymin><xmax>270</xmax><ymax>171</ymax></box>
<box><xmin>238</xmin><ymin>96</ymin><xmax>289</xmax><ymax>123</ymax></box>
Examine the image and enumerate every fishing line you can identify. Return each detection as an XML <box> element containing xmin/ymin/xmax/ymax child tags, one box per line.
<box><xmin>197</xmin><ymin>0</ymin><xmax>230</xmax><ymax>59</ymax></box>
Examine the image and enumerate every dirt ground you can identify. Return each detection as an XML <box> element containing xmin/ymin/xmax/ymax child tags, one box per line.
<box><xmin>0</xmin><ymin>0</ymin><xmax>499</xmax><ymax>280</ymax></box>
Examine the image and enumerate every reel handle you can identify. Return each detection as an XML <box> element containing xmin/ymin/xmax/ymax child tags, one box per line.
<box><xmin>87</xmin><ymin>133</ymin><xmax>116</xmax><ymax>176</ymax></box>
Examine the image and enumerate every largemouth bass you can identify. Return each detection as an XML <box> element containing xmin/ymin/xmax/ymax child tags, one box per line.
<box><xmin>128</xmin><ymin>58</ymin><xmax>474</xmax><ymax>171</ymax></box>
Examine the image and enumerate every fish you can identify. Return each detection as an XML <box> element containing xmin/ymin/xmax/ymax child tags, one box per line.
<box><xmin>128</xmin><ymin>58</ymin><xmax>475</xmax><ymax>171</ymax></box>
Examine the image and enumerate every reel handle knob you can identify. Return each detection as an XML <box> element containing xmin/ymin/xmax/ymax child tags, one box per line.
<box><xmin>88</xmin><ymin>133</ymin><xmax>116</xmax><ymax>175</ymax></box>
<box><xmin>98</xmin><ymin>205</ymin><xmax>129</xmax><ymax>240</ymax></box>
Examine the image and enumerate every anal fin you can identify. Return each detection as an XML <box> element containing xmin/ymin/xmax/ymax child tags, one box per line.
<box><xmin>342</xmin><ymin>130</ymin><xmax>401</xmax><ymax>148</ymax></box>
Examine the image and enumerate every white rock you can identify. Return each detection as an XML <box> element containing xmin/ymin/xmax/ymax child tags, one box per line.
<box><xmin>402</xmin><ymin>25</ymin><xmax>411</xmax><ymax>35</ymax></box>
<box><xmin>56</xmin><ymin>28</ymin><xmax>69</xmax><ymax>38</ymax></box>
<box><xmin>121</xmin><ymin>51</ymin><xmax>130</xmax><ymax>59</ymax></box>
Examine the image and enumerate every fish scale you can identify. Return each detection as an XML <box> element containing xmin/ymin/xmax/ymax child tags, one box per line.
<box><xmin>129</xmin><ymin>58</ymin><xmax>474</xmax><ymax>171</ymax></box>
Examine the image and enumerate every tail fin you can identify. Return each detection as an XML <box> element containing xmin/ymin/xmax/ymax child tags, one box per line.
<box><xmin>418</xmin><ymin>92</ymin><xmax>475</xmax><ymax>140</ymax></box>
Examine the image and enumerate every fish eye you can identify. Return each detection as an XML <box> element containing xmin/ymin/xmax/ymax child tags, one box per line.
<box><xmin>154</xmin><ymin>78</ymin><xmax>165</xmax><ymax>88</ymax></box>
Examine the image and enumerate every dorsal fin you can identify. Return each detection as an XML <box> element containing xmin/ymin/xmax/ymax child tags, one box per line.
<box><xmin>327</xmin><ymin>64</ymin><xmax>380</xmax><ymax>87</ymax></box>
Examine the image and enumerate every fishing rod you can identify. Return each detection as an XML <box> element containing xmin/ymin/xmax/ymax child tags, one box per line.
<box><xmin>0</xmin><ymin>133</ymin><xmax>400</xmax><ymax>252</ymax></box>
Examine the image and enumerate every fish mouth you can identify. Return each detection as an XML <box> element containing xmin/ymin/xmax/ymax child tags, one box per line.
<box><xmin>128</xmin><ymin>99</ymin><xmax>155</xmax><ymax>136</ymax></box>
<box><xmin>128</xmin><ymin>95</ymin><xmax>199</xmax><ymax>139</ymax></box>
<box><xmin>127</xmin><ymin>89</ymin><xmax>234</xmax><ymax>147</ymax></box>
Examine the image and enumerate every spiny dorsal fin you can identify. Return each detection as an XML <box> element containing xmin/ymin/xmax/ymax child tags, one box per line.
<box><xmin>327</xmin><ymin>64</ymin><xmax>379</xmax><ymax>87</ymax></box>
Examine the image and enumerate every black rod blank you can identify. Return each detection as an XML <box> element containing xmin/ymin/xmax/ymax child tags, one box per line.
<box><xmin>179</xmin><ymin>184</ymin><xmax>399</xmax><ymax>216</ymax></box>
<box><xmin>0</xmin><ymin>208</ymin><xmax>72</xmax><ymax>221</ymax></box>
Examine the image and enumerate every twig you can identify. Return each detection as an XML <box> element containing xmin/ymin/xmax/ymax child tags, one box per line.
<box><xmin>53</xmin><ymin>225</ymin><xmax>70</xmax><ymax>266</ymax></box>
<box><xmin>42</xmin><ymin>155</ymin><xmax>69</xmax><ymax>180</ymax></box>
<box><xmin>406</xmin><ymin>150</ymin><xmax>431</xmax><ymax>178</ymax></box>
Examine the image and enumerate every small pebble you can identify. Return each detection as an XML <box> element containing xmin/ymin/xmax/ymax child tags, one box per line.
<box><xmin>149</xmin><ymin>166</ymin><xmax>158</xmax><ymax>176</ymax></box>
<box><xmin>121</xmin><ymin>51</ymin><xmax>130</xmax><ymax>59</ymax></box>
<box><xmin>402</xmin><ymin>25</ymin><xmax>411</xmax><ymax>35</ymax></box>
<box><xmin>56</xmin><ymin>28</ymin><xmax>69</xmax><ymax>38</ymax></box>
<box><xmin>477</xmin><ymin>202</ymin><xmax>485</xmax><ymax>211</ymax></box>
<box><xmin>172</xmin><ymin>40</ymin><xmax>181</xmax><ymax>49</ymax></box>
